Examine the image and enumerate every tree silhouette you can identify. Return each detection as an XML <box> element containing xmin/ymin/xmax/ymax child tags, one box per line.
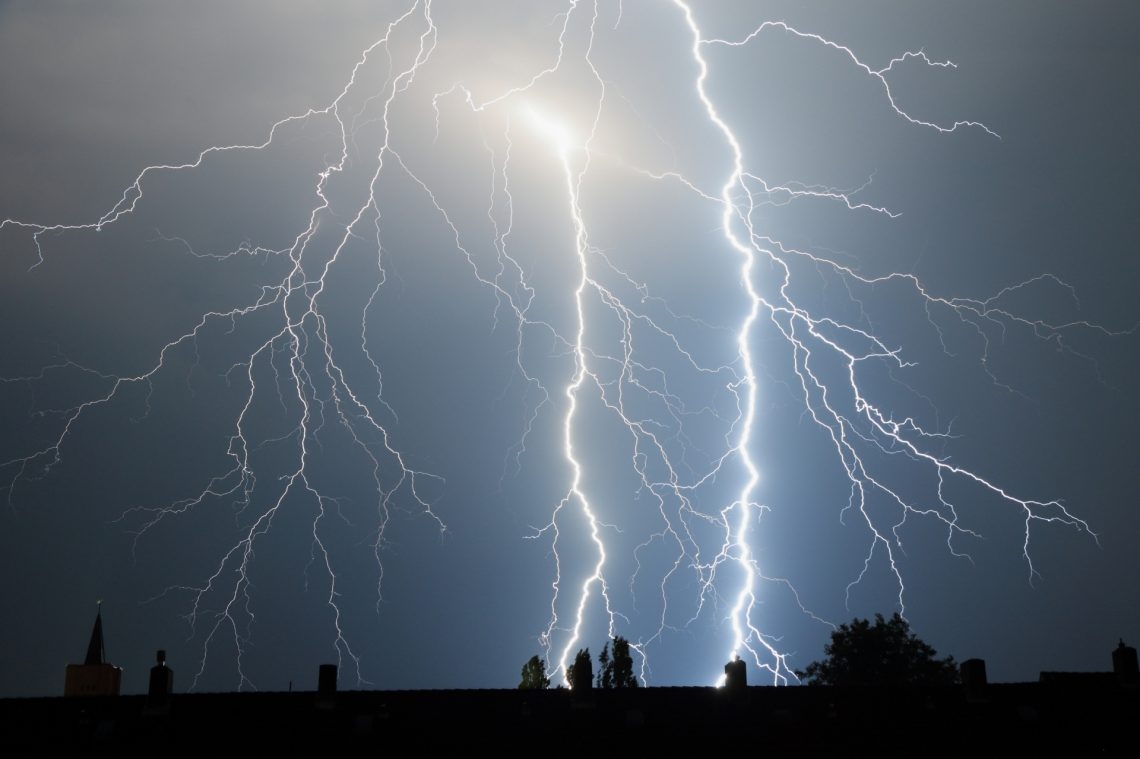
<box><xmin>595</xmin><ymin>636</ymin><xmax>638</xmax><ymax>688</ymax></box>
<box><xmin>566</xmin><ymin>648</ymin><xmax>593</xmax><ymax>691</ymax></box>
<box><xmin>797</xmin><ymin>613</ymin><xmax>958</xmax><ymax>687</ymax></box>
<box><xmin>596</xmin><ymin>643</ymin><xmax>612</xmax><ymax>689</ymax></box>
<box><xmin>518</xmin><ymin>654</ymin><xmax>550</xmax><ymax>690</ymax></box>
<box><xmin>611</xmin><ymin>636</ymin><xmax>638</xmax><ymax>688</ymax></box>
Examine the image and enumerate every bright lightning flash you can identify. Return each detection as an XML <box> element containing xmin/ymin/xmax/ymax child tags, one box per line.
<box><xmin>520</xmin><ymin>105</ymin><xmax>579</xmax><ymax>155</ymax></box>
<box><xmin>0</xmin><ymin>0</ymin><xmax>1130</xmax><ymax>690</ymax></box>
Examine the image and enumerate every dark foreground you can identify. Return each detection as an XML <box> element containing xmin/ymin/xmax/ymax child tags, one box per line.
<box><xmin>2</xmin><ymin>677</ymin><xmax>1137</xmax><ymax>755</ymax></box>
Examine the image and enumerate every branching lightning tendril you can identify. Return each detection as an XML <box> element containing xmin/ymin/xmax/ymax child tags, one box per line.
<box><xmin>1</xmin><ymin>1</ymin><xmax>1129</xmax><ymax>689</ymax></box>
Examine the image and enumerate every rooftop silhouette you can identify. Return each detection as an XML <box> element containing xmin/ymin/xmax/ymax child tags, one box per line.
<box><xmin>63</xmin><ymin>604</ymin><xmax>121</xmax><ymax>698</ymax></box>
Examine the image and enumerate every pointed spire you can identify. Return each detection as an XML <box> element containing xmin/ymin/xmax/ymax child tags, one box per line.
<box><xmin>84</xmin><ymin>601</ymin><xmax>105</xmax><ymax>666</ymax></box>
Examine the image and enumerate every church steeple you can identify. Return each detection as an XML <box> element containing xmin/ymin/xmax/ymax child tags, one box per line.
<box><xmin>84</xmin><ymin>602</ymin><xmax>105</xmax><ymax>665</ymax></box>
<box><xmin>64</xmin><ymin>602</ymin><xmax>121</xmax><ymax>697</ymax></box>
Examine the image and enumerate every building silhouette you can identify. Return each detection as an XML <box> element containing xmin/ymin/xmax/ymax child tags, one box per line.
<box><xmin>63</xmin><ymin>603</ymin><xmax>121</xmax><ymax>697</ymax></box>
<box><xmin>4</xmin><ymin>632</ymin><xmax>1131</xmax><ymax>752</ymax></box>
<box><xmin>724</xmin><ymin>655</ymin><xmax>747</xmax><ymax>692</ymax></box>
<box><xmin>146</xmin><ymin>649</ymin><xmax>173</xmax><ymax>713</ymax></box>
<box><xmin>1113</xmin><ymin>639</ymin><xmax>1139</xmax><ymax>684</ymax></box>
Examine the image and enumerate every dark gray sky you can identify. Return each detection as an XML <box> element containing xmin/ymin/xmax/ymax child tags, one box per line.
<box><xmin>1</xmin><ymin>1</ymin><xmax>1137</xmax><ymax>696</ymax></box>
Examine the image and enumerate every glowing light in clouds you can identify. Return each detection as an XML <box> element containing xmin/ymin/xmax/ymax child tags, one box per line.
<box><xmin>1</xmin><ymin>1</ymin><xmax>1128</xmax><ymax>690</ymax></box>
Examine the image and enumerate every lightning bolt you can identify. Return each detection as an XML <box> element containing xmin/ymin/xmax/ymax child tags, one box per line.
<box><xmin>670</xmin><ymin>1</ymin><xmax>1129</xmax><ymax>683</ymax></box>
<box><xmin>1</xmin><ymin>0</ymin><xmax>1131</xmax><ymax>691</ymax></box>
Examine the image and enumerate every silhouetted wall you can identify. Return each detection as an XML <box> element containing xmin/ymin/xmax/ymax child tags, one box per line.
<box><xmin>63</xmin><ymin>663</ymin><xmax>121</xmax><ymax>697</ymax></box>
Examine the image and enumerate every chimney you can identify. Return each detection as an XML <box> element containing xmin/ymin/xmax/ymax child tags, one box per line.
<box><xmin>147</xmin><ymin>649</ymin><xmax>173</xmax><ymax>710</ymax></box>
<box><xmin>316</xmin><ymin>663</ymin><xmax>338</xmax><ymax>709</ymax></box>
<box><xmin>1112</xmin><ymin>640</ymin><xmax>1139</xmax><ymax>684</ymax></box>
<box><xmin>724</xmin><ymin>655</ymin><xmax>747</xmax><ymax>693</ymax></box>
<box><xmin>960</xmin><ymin>658</ymin><xmax>987</xmax><ymax>701</ymax></box>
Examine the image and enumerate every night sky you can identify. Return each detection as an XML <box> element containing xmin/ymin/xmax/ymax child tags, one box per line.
<box><xmin>1</xmin><ymin>1</ymin><xmax>1137</xmax><ymax>697</ymax></box>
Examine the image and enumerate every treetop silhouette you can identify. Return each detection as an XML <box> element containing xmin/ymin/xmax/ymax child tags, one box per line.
<box><xmin>797</xmin><ymin>613</ymin><xmax>958</xmax><ymax>687</ymax></box>
<box><xmin>599</xmin><ymin>636</ymin><xmax>638</xmax><ymax>688</ymax></box>
<box><xmin>518</xmin><ymin>655</ymin><xmax>550</xmax><ymax>690</ymax></box>
<box><xmin>567</xmin><ymin>648</ymin><xmax>593</xmax><ymax>691</ymax></box>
